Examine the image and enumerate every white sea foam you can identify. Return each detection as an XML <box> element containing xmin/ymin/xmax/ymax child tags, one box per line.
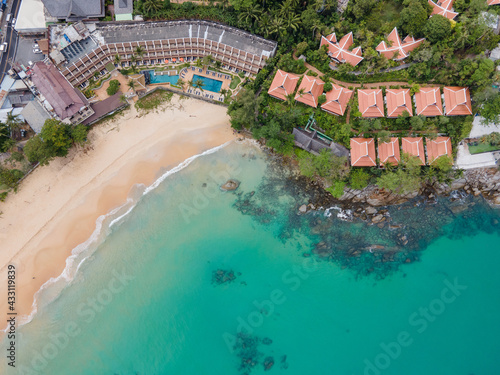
<box><xmin>324</xmin><ymin>206</ymin><xmax>354</xmax><ymax>221</ymax></box>
<box><xmin>12</xmin><ymin>141</ymin><xmax>233</xmax><ymax>330</ymax></box>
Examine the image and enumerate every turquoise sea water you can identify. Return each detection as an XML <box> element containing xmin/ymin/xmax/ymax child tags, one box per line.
<box><xmin>4</xmin><ymin>142</ymin><xmax>500</xmax><ymax>375</ymax></box>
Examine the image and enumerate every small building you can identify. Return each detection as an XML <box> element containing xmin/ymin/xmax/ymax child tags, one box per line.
<box><xmin>21</xmin><ymin>100</ymin><xmax>52</xmax><ymax>134</ymax></box>
<box><xmin>358</xmin><ymin>89</ymin><xmax>384</xmax><ymax>118</ymax></box>
<box><xmin>114</xmin><ymin>0</ymin><xmax>133</xmax><ymax>21</ymax></box>
<box><xmin>295</xmin><ymin>76</ymin><xmax>324</xmax><ymax>108</ymax></box>
<box><xmin>350</xmin><ymin>138</ymin><xmax>376</xmax><ymax>167</ymax></box>
<box><xmin>426</xmin><ymin>137</ymin><xmax>452</xmax><ymax>164</ymax></box>
<box><xmin>30</xmin><ymin>61</ymin><xmax>94</xmax><ymax>124</ymax></box>
<box><xmin>319</xmin><ymin>32</ymin><xmax>364</xmax><ymax>67</ymax></box>
<box><xmin>292</xmin><ymin>128</ymin><xmax>349</xmax><ymax>157</ymax></box>
<box><xmin>386</xmin><ymin>89</ymin><xmax>413</xmax><ymax>118</ymax></box>
<box><xmin>378</xmin><ymin>137</ymin><xmax>401</xmax><ymax>166</ymax></box>
<box><xmin>267</xmin><ymin>69</ymin><xmax>300</xmax><ymax>101</ymax></box>
<box><xmin>82</xmin><ymin>92</ymin><xmax>126</xmax><ymax>126</ymax></box>
<box><xmin>443</xmin><ymin>87</ymin><xmax>472</xmax><ymax>116</ymax></box>
<box><xmin>376</xmin><ymin>28</ymin><xmax>424</xmax><ymax>61</ymax></box>
<box><xmin>428</xmin><ymin>0</ymin><xmax>458</xmax><ymax>20</ymax></box>
<box><xmin>320</xmin><ymin>84</ymin><xmax>353</xmax><ymax>116</ymax></box>
<box><xmin>129</xmin><ymin>74</ymin><xmax>147</xmax><ymax>92</ymax></box>
<box><xmin>41</xmin><ymin>0</ymin><xmax>105</xmax><ymax>21</ymax></box>
<box><xmin>489</xmin><ymin>0</ymin><xmax>500</xmax><ymax>5</ymax></box>
<box><xmin>402</xmin><ymin>137</ymin><xmax>426</xmax><ymax>165</ymax></box>
<box><xmin>414</xmin><ymin>87</ymin><xmax>443</xmax><ymax>116</ymax></box>
<box><xmin>14</xmin><ymin>0</ymin><xmax>47</xmax><ymax>35</ymax></box>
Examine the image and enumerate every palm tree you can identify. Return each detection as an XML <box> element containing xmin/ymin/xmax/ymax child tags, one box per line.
<box><xmin>6</xmin><ymin>110</ymin><xmax>21</xmax><ymax>139</ymax></box>
<box><xmin>239</xmin><ymin>5</ymin><xmax>262</xmax><ymax>25</ymax></box>
<box><xmin>284</xmin><ymin>13</ymin><xmax>301</xmax><ymax>32</ymax></box>
<box><xmin>270</xmin><ymin>17</ymin><xmax>285</xmax><ymax>38</ymax></box>
<box><xmin>194</xmin><ymin>79</ymin><xmax>205</xmax><ymax>91</ymax></box>
<box><xmin>297</xmin><ymin>88</ymin><xmax>305</xmax><ymax>97</ymax></box>
<box><xmin>119</xmin><ymin>94</ymin><xmax>128</xmax><ymax>103</ymax></box>
<box><xmin>285</xmin><ymin>93</ymin><xmax>295</xmax><ymax>108</ymax></box>
<box><xmin>176</xmin><ymin>78</ymin><xmax>185</xmax><ymax>89</ymax></box>
<box><xmin>187</xmin><ymin>79</ymin><xmax>194</xmax><ymax>88</ymax></box>
<box><xmin>143</xmin><ymin>0</ymin><xmax>163</xmax><ymax>16</ymax></box>
<box><xmin>114</xmin><ymin>54</ymin><xmax>121</xmax><ymax>66</ymax></box>
<box><xmin>258</xmin><ymin>13</ymin><xmax>272</xmax><ymax>38</ymax></box>
<box><xmin>128</xmin><ymin>79</ymin><xmax>136</xmax><ymax>93</ymax></box>
<box><xmin>135</xmin><ymin>46</ymin><xmax>145</xmax><ymax>65</ymax></box>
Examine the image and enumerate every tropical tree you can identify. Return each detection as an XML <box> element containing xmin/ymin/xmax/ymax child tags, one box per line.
<box><xmin>6</xmin><ymin>110</ymin><xmax>22</xmax><ymax>140</ymax></box>
<box><xmin>119</xmin><ymin>94</ymin><xmax>128</xmax><ymax>103</ymax></box>
<box><xmin>143</xmin><ymin>0</ymin><xmax>163</xmax><ymax>16</ymax></box>
<box><xmin>194</xmin><ymin>78</ymin><xmax>205</xmax><ymax>91</ymax></box>
<box><xmin>135</xmin><ymin>46</ymin><xmax>145</xmax><ymax>61</ymax></box>
<box><xmin>176</xmin><ymin>78</ymin><xmax>185</xmax><ymax>88</ymax></box>
<box><xmin>128</xmin><ymin>79</ymin><xmax>136</xmax><ymax>92</ymax></box>
<box><xmin>114</xmin><ymin>54</ymin><xmax>121</xmax><ymax>66</ymax></box>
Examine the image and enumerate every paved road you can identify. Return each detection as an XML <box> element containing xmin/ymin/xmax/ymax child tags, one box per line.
<box><xmin>0</xmin><ymin>0</ymin><xmax>22</xmax><ymax>82</ymax></box>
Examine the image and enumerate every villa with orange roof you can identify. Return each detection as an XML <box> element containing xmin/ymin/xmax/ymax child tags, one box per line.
<box><xmin>386</xmin><ymin>89</ymin><xmax>413</xmax><ymax>118</ymax></box>
<box><xmin>488</xmin><ymin>0</ymin><xmax>500</xmax><ymax>5</ymax></box>
<box><xmin>267</xmin><ymin>69</ymin><xmax>300</xmax><ymax>101</ymax></box>
<box><xmin>378</xmin><ymin>138</ymin><xmax>401</xmax><ymax>166</ymax></box>
<box><xmin>320</xmin><ymin>84</ymin><xmax>353</xmax><ymax>116</ymax></box>
<box><xmin>320</xmin><ymin>32</ymin><xmax>364</xmax><ymax>67</ymax></box>
<box><xmin>358</xmin><ymin>89</ymin><xmax>384</xmax><ymax>117</ymax></box>
<box><xmin>426</xmin><ymin>137</ymin><xmax>452</xmax><ymax>164</ymax></box>
<box><xmin>295</xmin><ymin>76</ymin><xmax>324</xmax><ymax>108</ymax></box>
<box><xmin>443</xmin><ymin>87</ymin><xmax>472</xmax><ymax>116</ymax></box>
<box><xmin>376</xmin><ymin>28</ymin><xmax>424</xmax><ymax>61</ymax></box>
<box><xmin>350</xmin><ymin>138</ymin><xmax>377</xmax><ymax>167</ymax></box>
<box><xmin>414</xmin><ymin>87</ymin><xmax>443</xmax><ymax>116</ymax></box>
<box><xmin>402</xmin><ymin>137</ymin><xmax>426</xmax><ymax>165</ymax></box>
<box><xmin>428</xmin><ymin>0</ymin><xmax>458</xmax><ymax>19</ymax></box>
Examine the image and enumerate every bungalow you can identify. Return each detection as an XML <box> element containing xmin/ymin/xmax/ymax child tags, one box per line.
<box><xmin>428</xmin><ymin>0</ymin><xmax>458</xmax><ymax>19</ymax></box>
<box><xmin>426</xmin><ymin>137</ymin><xmax>452</xmax><ymax>164</ymax></box>
<box><xmin>402</xmin><ymin>137</ymin><xmax>426</xmax><ymax>165</ymax></box>
<box><xmin>295</xmin><ymin>76</ymin><xmax>324</xmax><ymax>108</ymax></box>
<box><xmin>358</xmin><ymin>89</ymin><xmax>384</xmax><ymax>118</ymax></box>
<box><xmin>376</xmin><ymin>28</ymin><xmax>424</xmax><ymax>61</ymax></box>
<box><xmin>443</xmin><ymin>87</ymin><xmax>472</xmax><ymax>116</ymax></box>
<box><xmin>414</xmin><ymin>87</ymin><xmax>443</xmax><ymax>116</ymax></box>
<box><xmin>320</xmin><ymin>84</ymin><xmax>353</xmax><ymax>116</ymax></box>
<box><xmin>488</xmin><ymin>0</ymin><xmax>500</xmax><ymax>5</ymax></box>
<box><xmin>350</xmin><ymin>138</ymin><xmax>377</xmax><ymax>167</ymax></box>
<box><xmin>378</xmin><ymin>137</ymin><xmax>401</xmax><ymax>166</ymax></box>
<box><xmin>386</xmin><ymin>89</ymin><xmax>413</xmax><ymax>118</ymax></box>
<box><xmin>268</xmin><ymin>69</ymin><xmax>300</xmax><ymax>101</ymax></box>
<box><xmin>320</xmin><ymin>32</ymin><xmax>364</xmax><ymax>67</ymax></box>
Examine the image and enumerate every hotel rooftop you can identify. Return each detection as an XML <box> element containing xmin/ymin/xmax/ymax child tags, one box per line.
<box><xmin>320</xmin><ymin>32</ymin><xmax>364</xmax><ymax>67</ymax></box>
<box><xmin>358</xmin><ymin>89</ymin><xmax>384</xmax><ymax>118</ymax></box>
<box><xmin>378</xmin><ymin>137</ymin><xmax>401</xmax><ymax>166</ymax></box>
<box><xmin>376</xmin><ymin>28</ymin><xmax>424</xmax><ymax>61</ymax></box>
<box><xmin>295</xmin><ymin>76</ymin><xmax>324</xmax><ymax>108</ymax></box>
<box><xmin>428</xmin><ymin>0</ymin><xmax>458</xmax><ymax>19</ymax></box>
<box><xmin>426</xmin><ymin>137</ymin><xmax>452</xmax><ymax>164</ymax></box>
<box><xmin>414</xmin><ymin>87</ymin><xmax>443</xmax><ymax>116</ymax></box>
<box><xmin>386</xmin><ymin>89</ymin><xmax>413</xmax><ymax>118</ymax></box>
<box><xmin>350</xmin><ymin>138</ymin><xmax>376</xmax><ymax>167</ymax></box>
<box><xmin>443</xmin><ymin>87</ymin><xmax>472</xmax><ymax>116</ymax></box>
<box><xmin>320</xmin><ymin>84</ymin><xmax>353</xmax><ymax>116</ymax></box>
<box><xmin>268</xmin><ymin>69</ymin><xmax>300</xmax><ymax>101</ymax></box>
<box><xmin>402</xmin><ymin>137</ymin><xmax>426</xmax><ymax>165</ymax></box>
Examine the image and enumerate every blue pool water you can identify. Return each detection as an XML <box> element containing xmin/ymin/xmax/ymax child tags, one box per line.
<box><xmin>148</xmin><ymin>71</ymin><xmax>179</xmax><ymax>85</ymax></box>
<box><xmin>193</xmin><ymin>74</ymin><xmax>223</xmax><ymax>92</ymax></box>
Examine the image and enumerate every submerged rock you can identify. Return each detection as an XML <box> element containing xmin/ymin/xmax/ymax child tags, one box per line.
<box><xmin>212</xmin><ymin>269</ymin><xmax>237</xmax><ymax>285</ymax></box>
<box><xmin>221</xmin><ymin>179</ymin><xmax>240</xmax><ymax>191</ymax></box>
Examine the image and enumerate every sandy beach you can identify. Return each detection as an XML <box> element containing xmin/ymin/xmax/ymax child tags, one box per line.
<box><xmin>0</xmin><ymin>96</ymin><xmax>236</xmax><ymax>330</ymax></box>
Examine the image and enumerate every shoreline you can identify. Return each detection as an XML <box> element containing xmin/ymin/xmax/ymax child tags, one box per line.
<box><xmin>0</xmin><ymin>96</ymin><xmax>236</xmax><ymax>331</ymax></box>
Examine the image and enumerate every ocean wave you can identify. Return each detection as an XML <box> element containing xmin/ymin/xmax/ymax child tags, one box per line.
<box><xmin>12</xmin><ymin>141</ymin><xmax>233</xmax><ymax>330</ymax></box>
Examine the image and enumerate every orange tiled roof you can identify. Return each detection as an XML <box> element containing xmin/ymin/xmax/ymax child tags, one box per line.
<box><xmin>350</xmin><ymin>138</ymin><xmax>377</xmax><ymax>167</ymax></box>
<box><xmin>267</xmin><ymin>69</ymin><xmax>300</xmax><ymax>101</ymax></box>
<box><xmin>378</xmin><ymin>137</ymin><xmax>401</xmax><ymax>166</ymax></box>
<box><xmin>320</xmin><ymin>32</ymin><xmax>364</xmax><ymax>67</ymax></box>
<box><xmin>426</xmin><ymin>137</ymin><xmax>452</xmax><ymax>164</ymax></box>
<box><xmin>376</xmin><ymin>28</ymin><xmax>424</xmax><ymax>61</ymax></box>
<box><xmin>428</xmin><ymin>0</ymin><xmax>458</xmax><ymax>19</ymax></box>
<box><xmin>295</xmin><ymin>75</ymin><xmax>324</xmax><ymax>108</ymax></box>
<box><xmin>414</xmin><ymin>87</ymin><xmax>443</xmax><ymax>116</ymax></box>
<box><xmin>443</xmin><ymin>87</ymin><xmax>472</xmax><ymax>116</ymax></box>
<box><xmin>320</xmin><ymin>84</ymin><xmax>353</xmax><ymax>116</ymax></box>
<box><xmin>402</xmin><ymin>137</ymin><xmax>425</xmax><ymax>165</ymax></box>
<box><xmin>358</xmin><ymin>89</ymin><xmax>384</xmax><ymax>117</ymax></box>
<box><xmin>488</xmin><ymin>0</ymin><xmax>500</xmax><ymax>4</ymax></box>
<box><xmin>386</xmin><ymin>89</ymin><xmax>413</xmax><ymax>118</ymax></box>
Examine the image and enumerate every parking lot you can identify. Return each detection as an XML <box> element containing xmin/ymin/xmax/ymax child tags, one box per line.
<box><xmin>14</xmin><ymin>36</ymin><xmax>45</xmax><ymax>67</ymax></box>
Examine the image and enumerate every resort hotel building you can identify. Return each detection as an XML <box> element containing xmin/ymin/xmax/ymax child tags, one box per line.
<box><xmin>47</xmin><ymin>20</ymin><xmax>277</xmax><ymax>88</ymax></box>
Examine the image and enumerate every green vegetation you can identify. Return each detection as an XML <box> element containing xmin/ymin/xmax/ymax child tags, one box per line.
<box><xmin>135</xmin><ymin>90</ymin><xmax>174</xmax><ymax>112</ymax></box>
<box><xmin>298</xmin><ymin>149</ymin><xmax>350</xmax><ymax>185</ymax></box>
<box><xmin>106</xmin><ymin>79</ymin><xmax>121</xmax><ymax>96</ymax></box>
<box><xmin>468</xmin><ymin>132</ymin><xmax>500</xmax><ymax>154</ymax></box>
<box><xmin>230</xmin><ymin>76</ymin><xmax>241</xmax><ymax>89</ymax></box>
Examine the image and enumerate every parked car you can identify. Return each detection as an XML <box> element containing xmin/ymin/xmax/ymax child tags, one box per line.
<box><xmin>33</xmin><ymin>47</ymin><xmax>42</xmax><ymax>54</ymax></box>
<box><xmin>0</xmin><ymin>42</ymin><xmax>8</xmax><ymax>52</ymax></box>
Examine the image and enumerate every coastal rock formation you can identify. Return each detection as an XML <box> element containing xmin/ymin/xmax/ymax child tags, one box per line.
<box><xmin>212</xmin><ymin>269</ymin><xmax>239</xmax><ymax>285</ymax></box>
<box><xmin>221</xmin><ymin>179</ymin><xmax>240</xmax><ymax>191</ymax></box>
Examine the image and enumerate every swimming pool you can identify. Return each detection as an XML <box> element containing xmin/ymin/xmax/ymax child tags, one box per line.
<box><xmin>148</xmin><ymin>71</ymin><xmax>179</xmax><ymax>85</ymax></box>
<box><xmin>192</xmin><ymin>74</ymin><xmax>223</xmax><ymax>93</ymax></box>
